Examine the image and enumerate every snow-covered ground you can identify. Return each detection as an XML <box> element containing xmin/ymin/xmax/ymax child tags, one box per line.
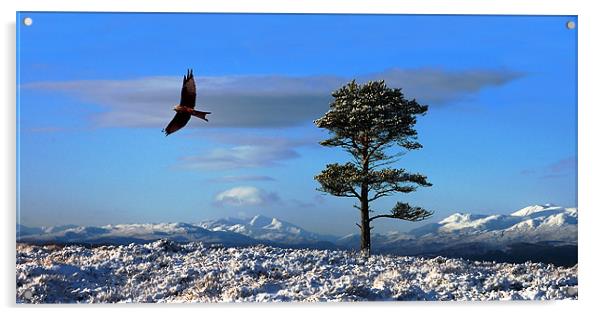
<box><xmin>16</xmin><ymin>240</ymin><xmax>578</xmax><ymax>303</ymax></box>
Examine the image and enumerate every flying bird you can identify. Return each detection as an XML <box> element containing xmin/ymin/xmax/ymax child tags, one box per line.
<box><xmin>163</xmin><ymin>69</ymin><xmax>210</xmax><ymax>136</ymax></box>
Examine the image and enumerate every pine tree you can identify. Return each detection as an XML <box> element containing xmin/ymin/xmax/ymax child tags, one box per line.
<box><xmin>314</xmin><ymin>80</ymin><xmax>433</xmax><ymax>256</ymax></box>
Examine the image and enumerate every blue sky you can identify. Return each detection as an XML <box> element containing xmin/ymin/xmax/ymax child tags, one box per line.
<box><xmin>17</xmin><ymin>13</ymin><xmax>577</xmax><ymax>235</ymax></box>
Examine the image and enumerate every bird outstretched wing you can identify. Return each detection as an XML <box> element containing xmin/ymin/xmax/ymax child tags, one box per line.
<box><xmin>180</xmin><ymin>69</ymin><xmax>196</xmax><ymax>109</ymax></box>
<box><xmin>163</xmin><ymin>112</ymin><xmax>191</xmax><ymax>136</ymax></box>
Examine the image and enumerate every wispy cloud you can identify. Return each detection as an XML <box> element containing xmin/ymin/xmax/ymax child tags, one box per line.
<box><xmin>209</xmin><ymin>175</ymin><xmax>276</xmax><ymax>183</ymax></box>
<box><xmin>24</xmin><ymin>68</ymin><xmax>523</xmax><ymax>129</ymax></box>
<box><xmin>521</xmin><ymin>156</ymin><xmax>577</xmax><ymax>179</ymax></box>
<box><xmin>366</xmin><ymin>68</ymin><xmax>523</xmax><ymax>105</ymax></box>
<box><xmin>178</xmin><ymin>134</ymin><xmax>315</xmax><ymax>170</ymax></box>
<box><xmin>25</xmin><ymin>126</ymin><xmax>67</xmax><ymax>133</ymax></box>
<box><xmin>180</xmin><ymin>145</ymin><xmax>298</xmax><ymax>170</ymax></box>
<box><xmin>290</xmin><ymin>195</ymin><xmax>327</xmax><ymax>209</ymax></box>
<box><xmin>545</xmin><ymin>157</ymin><xmax>577</xmax><ymax>174</ymax></box>
<box><xmin>214</xmin><ymin>186</ymin><xmax>280</xmax><ymax>207</ymax></box>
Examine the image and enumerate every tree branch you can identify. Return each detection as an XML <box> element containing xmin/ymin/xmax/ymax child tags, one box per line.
<box><xmin>369</xmin><ymin>202</ymin><xmax>433</xmax><ymax>222</ymax></box>
<box><xmin>368</xmin><ymin>214</ymin><xmax>397</xmax><ymax>221</ymax></box>
<box><xmin>314</xmin><ymin>163</ymin><xmax>362</xmax><ymax>199</ymax></box>
<box><xmin>368</xmin><ymin>189</ymin><xmax>396</xmax><ymax>202</ymax></box>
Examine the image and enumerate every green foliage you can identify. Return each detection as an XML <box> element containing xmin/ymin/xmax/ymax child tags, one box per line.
<box><xmin>366</xmin><ymin>168</ymin><xmax>431</xmax><ymax>202</ymax></box>
<box><xmin>315</xmin><ymin>163</ymin><xmax>362</xmax><ymax>198</ymax></box>
<box><xmin>370</xmin><ymin>202</ymin><xmax>434</xmax><ymax>222</ymax></box>
<box><xmin>315</xmin><ymin>165</ymin><xmax>432</xmax><ymax>202</ymax></box>
<box><xmin>391</xmin><ymin>202</ymin><xmax>433</xmax><ymax>221</ymax></box>
<box><xmin>314</xmin><ymin>80</ymin><xmax>433</xmax><ymax>225</ymax></box>
<box><xmin>315</xmin><ymin>80</ymin><xmax>428</xmax><ymax>166</ymax></box>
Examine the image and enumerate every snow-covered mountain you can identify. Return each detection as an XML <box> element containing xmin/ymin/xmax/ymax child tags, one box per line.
<box><xmin>199</xmin><ymin>215</ymin><xmax>338</xmax><ymax>244</ymax></box>
<box><xmin>335</xmin><ymin>204</ymin><xmax>577</xmax><ymax>265</ymax></box>
<box><xmin>408</xmin><ymin>204</ymin><xmax>577</xmax><ymax>242</ymax></box>
<box><xmin>16</xmin><ymin>215</ymin><xmax>339</xmax><ymax>249</ymax></box>
<box><xmin>17</xmin><ymin>222</ymin><xmax>259</xmax><ymax>247</ymax></box>
<box><xmin>17</xmin><ymin>205</ymin><xmax>577</xmax><ymax>265</ymax></box>
<box><xmin>337</xmin><ymin>204</ymin><xmax>576</xmax><ymax>244</ymax></box>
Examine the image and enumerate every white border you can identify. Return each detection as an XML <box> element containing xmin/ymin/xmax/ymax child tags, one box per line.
<box><xmin>2</xmin><ymin>1</ymin><xmax>600</xmax><ymax>315</ymax></box>
<box><xmin>4</xmin><ymin>0</ymin><xmax>585</xmax><ymax>14</ymax></box>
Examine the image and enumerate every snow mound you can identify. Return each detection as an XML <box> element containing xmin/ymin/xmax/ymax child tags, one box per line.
<box><xmin>16</xmin><ymin>241</ymin><xmax>577</xmax><ymax>303</ymax></box>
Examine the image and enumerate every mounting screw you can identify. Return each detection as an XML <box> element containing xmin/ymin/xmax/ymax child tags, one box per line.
<box><xmin>566</xmin><ymin>21</ymin><xmax>576</xmax><ymax>30</ymax></box>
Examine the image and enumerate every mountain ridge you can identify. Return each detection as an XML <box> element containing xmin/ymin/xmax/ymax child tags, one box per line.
<box><xmin>17</xmin><ymin>204</ymin><xmax>577</xmax><ymax>265</ymax></box>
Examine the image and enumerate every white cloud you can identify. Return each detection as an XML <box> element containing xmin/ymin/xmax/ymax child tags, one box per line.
<box><xmin>214</xmin><ymin>186</ymin><xmax>280</xmax><ymax>207</ymax></box>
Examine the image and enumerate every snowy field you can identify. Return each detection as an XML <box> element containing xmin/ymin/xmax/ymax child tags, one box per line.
<box><xmin>16</xmin><ymin>240</ymin><xmax>578</xmax><ymax>303</ymax></box>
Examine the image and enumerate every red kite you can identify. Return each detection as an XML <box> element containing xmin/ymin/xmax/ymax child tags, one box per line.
<box><xmin>163</xmin><ymin>69</ymin><xmax>210</xmax><ymax>136</ymax></box>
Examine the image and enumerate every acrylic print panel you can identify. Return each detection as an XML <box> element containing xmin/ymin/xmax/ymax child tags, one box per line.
<box><xmin>16</xmin><ymin>12</ymin><xmax>577</xmax><ymax>303</ymax></box>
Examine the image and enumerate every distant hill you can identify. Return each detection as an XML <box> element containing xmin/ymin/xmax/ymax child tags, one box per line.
<box><xmin>17</xmin><ymin>204</ymin><xmax>577</xmax><ymax>266</ymax></box>
<box><xmin>199</xmin><ymin>214</ymin><xmax>339</xmax><ymax>244</ymax></box>
<box><xmin>336</xmin><ymin>204</ymin><xmax>577</xmax><ymax>266</ymax></box>
<box><xmin>18</xmin><ymin>222</ymin><xmax>259</xmax><ymax>247</ymax></box>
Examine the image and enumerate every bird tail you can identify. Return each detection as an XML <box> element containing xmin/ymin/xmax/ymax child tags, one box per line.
<box><xmin>192</xmin><ymin>110</ymin><xmax>210</xmax><ymax>122</ymax></box>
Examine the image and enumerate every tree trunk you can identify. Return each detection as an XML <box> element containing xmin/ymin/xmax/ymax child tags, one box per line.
<box><xmin>360</xmin><ymin>182</ymin><xmax>370</xmax><ymax>257</ymax></box>
<box><xmin>359</xmin><ymin>136</ymin><xmax>371</xmax><ymax>256</ymax></box>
